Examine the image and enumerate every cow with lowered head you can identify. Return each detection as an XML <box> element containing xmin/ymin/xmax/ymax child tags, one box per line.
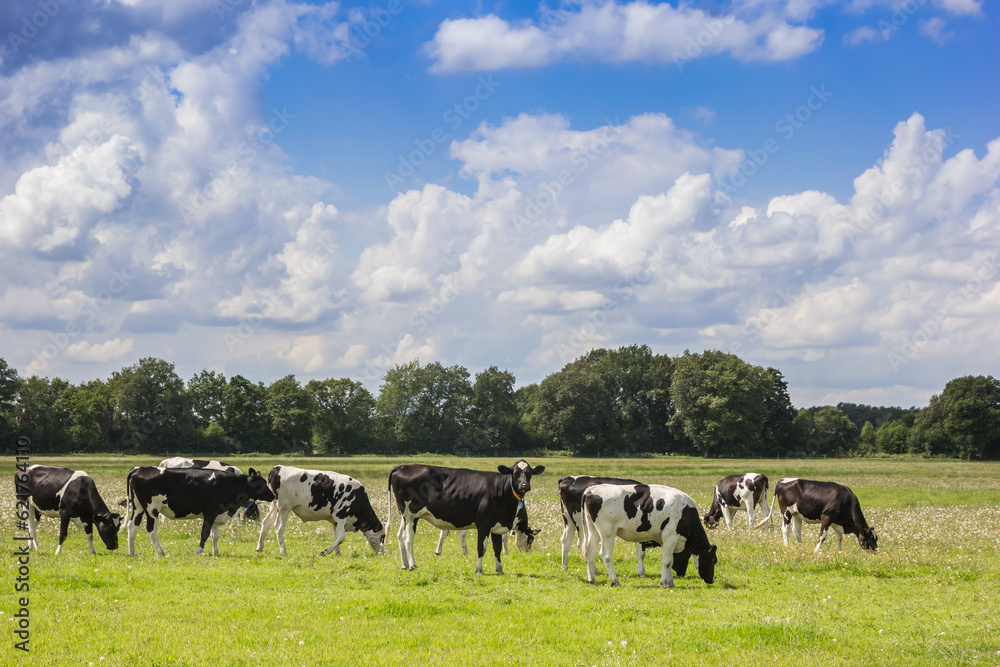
<box><xmin>256</xmin><ymin>465</ymin><xmax>385</xmax><ymax>556</ymax></box>
<box><xmin>16</xmin><ymin>465</ymin><xmax>122</xmax><ymax>555</ymax></box>
<box><xmin>159</xmin><ymin>456</ymin><xmax>260</xmax><ymax>521</ymax></box>
<box><xmin>558</xmin><ymin>474</ymin><xmax>691</xmax><ymax>579</ymax></box>
<box><xmin>389</xmin><ymin>459</ymin><xmax>544</xmax><ymax>574</ymax></box>
<box><xmin>703</xmin><ymin>473</ymin><xmax>770</xmax><ymax>530</ymax></box>
<box><xmin>126</xmin><ymin>466</ymin><xmax>274</xmax><ymax>556</ymax></box>
<box><xmin>582</xmin><ymin>483</ymin><xmax>717</xmax><ymax>588</ymax></box>
<box><xmin>755</xmin><ymin>477</ymin><xmax>878</xmax><ymax>552</ymax></box>
<box><xmin>434</xmin><ymin>502</ymin><xmax>540</xmax><ymax>556</ymax></box>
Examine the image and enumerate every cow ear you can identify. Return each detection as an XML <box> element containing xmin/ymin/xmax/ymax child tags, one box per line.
<box><xmin>248</xmin><ymin>468</ymin><xmax>258</xmax><ymax>477</ymax></box>
<box><xmin>497</xmin><ymin>465</ymin><xmax>512</xmax><ymax>475</ymax></box>
<box><xmin>531</xmin><ymin>465</ymin><xmax>545</xmax><ymax>475</ymax></box>
<box><xmin>530</xmin><ymin>528</ymin><xmax>542</xmax><ymax>536</ymax></box>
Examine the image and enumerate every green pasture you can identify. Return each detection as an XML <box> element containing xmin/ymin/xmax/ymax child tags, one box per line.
<box><xmin>3</xmin><ymin>456</ymin><xmax>999</xmax><ymax>665</ymax></box>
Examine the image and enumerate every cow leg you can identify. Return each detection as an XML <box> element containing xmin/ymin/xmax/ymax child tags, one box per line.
<box><xmin>721</xmin><ymin>504</ymin><xmax>734</xmax><ymax>530</ymax></box>
<box><xmin>833</xmin><ymin>524</ymin><xmax>844</xmax><ymax>550</ymax></box>
<box><xmin>197</xmin><ymin>517</ymin><xmax>215</xmax><ymax>555</ymax></box>
<box><xmin>80</xmin><ymin>518</ymin><xmax>97</xmax><ymax>555</ymax></box>
<box><xmin>636</xmin><ymin>542</ymin><xmax>646</xmax><ymax>578</ymax></box>
<box><xmin>744</xmin><ymin>498</ymin><xmax>756</xmax><ymax>528</ymax></box>
<box><xmin>402</xmin><ymin>518</ymin><xmax>418</xmax><ymax>570</ymax></box>
<box><xmin>492</xmin><ymin>533</ymin><xmax>504</xmax><ymax>575</ymax></box>
<box><xmin>475</xmin><ymin>530</ymin><xmax>489</xmax><ymax>574</ymax></box>
<box><xmin>459</xmin><ymin>530</ymin><xmax>468</xmax><ymax>556</ymax></box>
<box><xmin>435</xmin><ymin>530</ymin><xmax>448</xmax><ymax>556</ymax></box>
<box><xmin>27</xmin><ymin>507</ymin><xmax>40</xmax><ymax>551</ymax></box>
<box><xmin>660</xmin><ymin>534</ymin><xmax>681</xmax><ymax>588</ymax></box>
<box><xmin>148</xmin><ymin>515</ymin><xmax>166</xmax><ymax>557</ymax></box>
<box><xmin>55</xmin><ymin>510</ymin><xmax>72</xmax><ymax>556</ymax></box>
<box><xmin>127</xmin><ymin>507</ymin><xmax>141</xmax><ymax>556</ymax></box>
<box><xmin>320</xmin><ymin>520</ymin><xmax>347</xmax><ymax>556</ymax></box>
<box><xmin>211</xmin><ymin>524</ymin><xmax>221</xmax><ymax>556</ymax></box>
<box><xmin>792</xmin><ymin>515</ymin><xmax>803</xmax><ymax>544</ymax></box>
<box><xmin>560</xmin><ymin>517</ymin><xmax>576</xmax><ymax>572</ymax></box>
<box><xmin>599</xmin><ymin>532</ymin><xmax>618</xmax><ymax>586</ymax></box>
<box><xmin>814</xmin><ymin>515</ymin><xmax>836</xmax><ymax>553</ymax></box>
<box><xmin>781</xmin><ymin>510</ymin><xmax>792</xmax><ymax>546</ymax></box>
<box><xmin>274</xmin><ymin>509</ymin><xmax>292</xmax><ymax>556</ymax></box>
<box><xmin>397</xmin><ymin>516</ymin><xmax>410</xmax><ymax>570</ymax></box>
<box><xmin>255</xmin><ymin>501</ymin><xmax>280</xmax><ymax>553</ymax></box>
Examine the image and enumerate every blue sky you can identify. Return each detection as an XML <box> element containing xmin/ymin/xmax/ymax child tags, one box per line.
<box><xmin>1</xmin><ymin>0</ymin><xmax>999</xmax><ymax>408</ymax></box>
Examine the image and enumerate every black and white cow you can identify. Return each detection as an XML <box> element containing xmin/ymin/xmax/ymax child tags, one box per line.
<box><xmin>15</xmin><ymin>465</ymin><xmax>122</xmax><ymax>555</ymax></box>
<box><xmin>256</xmin><ymin>465</ymin><xmax>385</xmax><ymax>556</ymax></box>
<box><xmin>158</xmin><ymin>457</ymin><xmax>242</xmax><ymax>474</ymax></box>
<box><xmin>755</xmin><ymin>477</ymin><xmax>878</xmax><ymax>552</ymax></box>
<box><xmin>159</xmin><ymin>457</ymin><xmax>260</xmax><ymax>520</ymax></box>
<box><xmin>126</xmin><ymin>466</ymin><xmax>274</xmax><ymax>556</ymax></box>
<box><xmin>582</xmin><ymin>483</ymin><xmax>717</xmax><ymax>588</ymax></box>
<box><xmin>388</xmin><ymin>460</ymin><xmax>544</xmax><ymax>574</ymax></box>
<box><xmin>558</xmin><ymin>475</ymin><xmax>691</xmax><ymax>578</ymax></box>
<box><xmin>434</xmin><ymin>503</ymin><xmax>540</xmax><ymax>556</ymax></box>
<box><xmin>703</xmin><ymin>473</ymin><xmax>770</xmax><ymax>529</ymax></box>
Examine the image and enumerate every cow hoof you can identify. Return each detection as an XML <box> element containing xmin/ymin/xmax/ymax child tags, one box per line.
<box><xmin>610</xmin><ymin>580</ymin><xmax>619</xmax><ymax>587</ymax></box>
<box><xmin>433</xmin><ymin>551</ymin><xmax>442</xmax><ymax>556</ymax></box>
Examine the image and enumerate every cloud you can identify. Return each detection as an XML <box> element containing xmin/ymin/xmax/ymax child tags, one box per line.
<box><xmin>64</xmin><ymin>337</ymin><xmax>134</xmax><ymax>363</ymax></box>
<box><xmin>426</xmin><ymin>1</ymin><xmax>825</xmax><ymax>72</ymax></box>
<box><xmin>918</xmin><ymin>17</ymin><xmax>954</xmax><ymax>45</ymax></box>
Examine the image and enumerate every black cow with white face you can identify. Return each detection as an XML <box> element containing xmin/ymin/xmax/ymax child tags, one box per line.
<box><xmin>582</xmin><ymin>483</ymin><xmax>717</xmax><ymax>588</ymax></box>
<box><xmin>126</xmin><ymin>466</ymin><xmax>275</xmax><ymax>556</ymax></box>
<box><xmin>388</xmin><ymin>460</ymin><xmax>544</xmax><ymax>574</ymax></box>
<box><xmin>703</xmin><ymin>473</ymin><xmax>770</xmax><ymax>530</ymax></box>
<box><xmin>755</xmin><ymin>477</ymin><xmax>878</xmax><ymax>552</ymax></box>
<box><xmin>434</xmin><ymin>503</ymin><xmax>540</xmax><ymax>556</ymax></box>
<box><xmin>256</xmin><ymin>465</ymin><xmax>385</xmax><ymax>556</ymax></box>
<box><xmin>558</xmin><ymin>474</ymin><xmax>691</xmax><ymax>578</ymax></box>
<box><xmin>16</xmin><ymin>465</ymin><xmax>122</xmax><ymax>555</ymax></box>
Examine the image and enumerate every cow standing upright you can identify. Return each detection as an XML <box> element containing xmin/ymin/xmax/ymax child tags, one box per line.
<box><xmin>388</xmin><ymin>460</ymin><xmax>544</xmax><ymax>574</ymax></box>
<box><xmin>558</xmin><ymin>475</ymin><xmax>691</xmax><ymax>578</ymax></box>
<box><xmin>582</xmin><ymin>483</ymin><xmax>717</xmax><ymax>588</ymax></box>
<box><xmin>159</xmin><ymin>457</ymin><xmax>260</xmax><ymax>521</ymax></box>
<box><xmin>434</xmin><ymin>503</ymin><xmax>540</xmax><ymax>556</ymax></box>
<box><xmin>703</xmin><ymin>473</ymin><xmax>770</xmax><ymax>529</ymax></box>
<box><xmin>256</xmin><ymin>465</ymin><xmax>385</xmax><ymax>556</ymax></box>
<box><xmin>755</xmin><ymin>477</ymin><xmax>878</xmax><ymax>552</ymax></box>
<box><xmin>126</xmin><ymin>466</ymin><xmax>275</xmax><ymax>556</ymax></box>
<box><xmin>15</xmin><ymin>465</ymin><xmax>122</xmax><ymax>555</ymax></box>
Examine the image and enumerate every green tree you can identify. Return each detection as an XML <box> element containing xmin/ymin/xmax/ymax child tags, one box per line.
<box><xmin>857</xmin><ymin>420</ymin><xmax>877</xmax><ymax>456</ymax></box>
<box><xmin>805</xmin><ymin>406</ymin><xmax>857</xmax><ymax>457</ymax></box>
<box><xmin>266</xmin><ymin>375</ymin><xmax>314</xmax><ymax>454</ymax></box>
<box><xmin>114</xmin><ymin>358</ymin><xmax>190</xmax><ymax>453</ymax></box>
<box><xmin>464</xmin><ymin>366</ymin><xmax>519</xmax><ymax>455</ymax></box>
<box><xmin>220</xmin><ymin>375</ymin><xmax>272</xmax><ymax>453</ymax></box>
<box><xmin>530</xmin><ymin>366</ymin><xmax>618</xmax><ymax>455</ymax></box>
<box><xmin>307</xmin><ymin>378</ymin><xmax>375</xmax><ymax>454</ymax></box>
<box><xmin>0</xmin><ymin>358</ymin><xmax>20</xmax><ymax>446</ymax></box>
<box><xmin>375</xmin><ymin>361</ymin><xmax>473</xmax><ymax>454</ymax></box>
<box><xmin>875</xmin><ymin>420</ymin><xmax>910</xmax><ymax>455</ymax></box>
<box><xmin>668</xmin><ymin>350</ymin><xmax>772</xmax><ymax>458</ymax></box>
<box><xmin>939</xmin><ymin>375</ymin><xmax>1000</xmax><ymax>460</ymax></box>
<box><xmin>187</xmin><ymin>370</ymin><xmax>228</xmax><ymax>429</ymax></box>
<box><xmin>69</xmin><ymin>378</ymin><xmax>121</xmax><ymax>451</ymax></box>
<box><xmin>11</xmin><ymin>376</ymin><xmax>75</xmax><ymax>452</ymax></box>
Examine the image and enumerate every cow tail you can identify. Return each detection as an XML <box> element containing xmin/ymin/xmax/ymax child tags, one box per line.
<box><xmin>384</xmin><ymin>470</ymin><xmax>393</xmax><ymax>551</ymax></box>
<box><xmin>122</xmin><ymin>468</ymin><xmax>137</xmax><ymax>534</ymax></box>
<box><xmin>752</xmin><ymin>494</ymin><xmax>777</xmax><ymax>530</ymax></box>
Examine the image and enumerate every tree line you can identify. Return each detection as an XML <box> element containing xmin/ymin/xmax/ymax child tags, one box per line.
<box><xmin>1</xmin><ymin>347</ymin><xmax>997</xmax><ymax>459</ymax></box>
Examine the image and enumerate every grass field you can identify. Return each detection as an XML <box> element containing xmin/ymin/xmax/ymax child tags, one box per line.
<box><xmin>3</xmin><ymin>455</ymin><xmax>1000</xmax><ymax>665</ymax></box>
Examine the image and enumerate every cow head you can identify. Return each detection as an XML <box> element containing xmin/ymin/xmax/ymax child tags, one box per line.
<box><xmin>513</xmin><ymin>527</ymin><xmax>542</xmax><ymax>553</ymax></box>
<box><xmin>96</xmin><ymin>512</ymin><xmax>123</xmax><ymax>550</ymax></box>
<box><xmin>696</xmin><ymin>544</ymin><xmax>717</xmax><ymax>584</ymax></box>
<box><xmin>858</xmin><ymin>526</ymin><xmax>878</xmax><ymax>551</ymax></box>
<box><xmin>247</xmin><ymin>468</ymin><xmax>276</xmax><ymax>502</ymax></box>
<box><xmin>498</xmin><ymin>460</ymin><xmax>545</xmax><ymax>498</ymax></box>
<box><xmin>364</xmin><ymin>522</ymin><xmax>387</xmax><ymax>554</ymax></box>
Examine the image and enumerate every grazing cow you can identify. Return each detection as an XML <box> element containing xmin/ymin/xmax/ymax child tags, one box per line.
<box><xmin>755</xmin><ymin>477</ymin><xmax>878</xmax><ymax>552</ymax></box>
<box><xmin>159</xmin><ymin>457</ymin><xmax>260</xmax><ymax>521</ymax></box>
<box><xmin>558</xmin><ymin>475</ymin><xmax>691</xmax><ymax>578</ymax></box>
<box><xmin>126</xmin><ymin>466</ymin><xmax>274</xmax><ymax>556</ymax></box>
<box><xmin>15</xmin><ymin>465</ymin><xmax>122</xmax><ymax>555</ymax></box>
<box><xmin>434</xmin><ymin>503</ymin><xmax>540</xmax><ymax>556</ymax></box>
<box><xmin>158</xmin><ymin>457</ymin><xmax>242</xmax><ymax>474</ymax></box>
<box><xmin>703</xmin><ymin>473</ymin><xmax>770</xmax><ymax>529</ymax></box>
<box><xmin>256</xmin><ymin>465</ymin><xmax>385</xmax><ymax>555</ymax></box>
<box><xmin>582</xmin><ymin>483</ymin><xmax>717</xmax><ymax>588</ymax></box>
<box><xmin>388</xmin><ymin>460</ymin><xmax>544</xmax><ymax>574</ymax></box>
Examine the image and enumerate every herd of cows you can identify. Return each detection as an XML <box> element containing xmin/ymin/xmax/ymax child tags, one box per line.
<box><xmin>15</xmin><ymin>459</ymin><xmax>879</xmax><ymax>588</ymax></box>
